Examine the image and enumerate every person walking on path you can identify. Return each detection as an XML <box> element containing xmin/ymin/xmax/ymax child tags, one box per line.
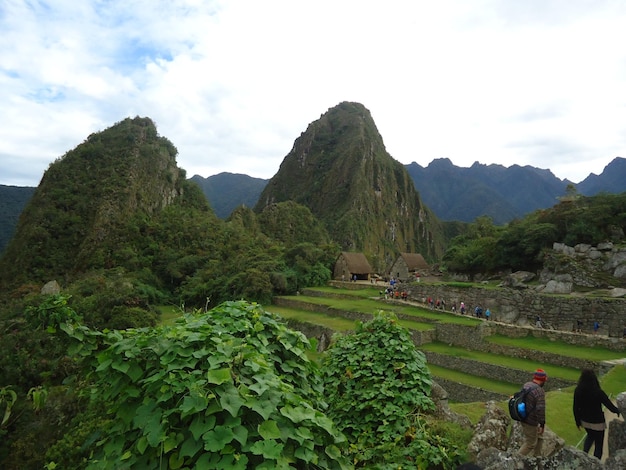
<box><xmin>573</xmin><ymin>369</ymin><xmax>620</xmax><ymax>460</ymax></box>
<box><xmin>519</xmin><ymin>369</ymin><xmax>548</xmax><ymax>457</ymax></box>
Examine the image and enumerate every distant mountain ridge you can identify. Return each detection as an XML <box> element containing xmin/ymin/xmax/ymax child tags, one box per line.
<box><xmin>2</xmin><ymin>141</ymin><xmax>625</xmax><ymax>254</ymax></box>
<box><xmin>192</xmin><ymin>156</ymin><xmax>626</xmax><ymax>225</ymax></box>
<box><xmin>190</xmin><ymin>172</ymin><xmax>267</xmax><ymax>219</ymax></box>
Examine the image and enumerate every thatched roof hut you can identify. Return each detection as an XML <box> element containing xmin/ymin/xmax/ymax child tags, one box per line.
<box><xmin>389</xmin><ymin>253</ymin><xmax>429</xmax><ymax>280</ymax></box>
<box><xmin>333</xmin><ymin>252</ymin><xmax>373</xmax><ymax>281</ymax></box>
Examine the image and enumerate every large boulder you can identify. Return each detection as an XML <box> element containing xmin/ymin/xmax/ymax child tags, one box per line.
<box><xmin>467</xmin><ymin>401</ymin><xmax>510</xmax><ymax>460</ymax></box>
<box><xmin>41</xmin><ymin>280</ymin><xmax>61</xmax><ymax>295</ymax></box>
<box><xmin>476</xmin><ymin>446</ymin><xmax>603</xmax><ymax>470</ymax></box>
<box><xmin>430</xmin><ymin>381</ymin><xmax>472</xmax><ymax>429</ymax></box>
<box><xmin>605</xmin><ymin>449</ymin><xmax>626</xmax><ymax>470</ymax></box>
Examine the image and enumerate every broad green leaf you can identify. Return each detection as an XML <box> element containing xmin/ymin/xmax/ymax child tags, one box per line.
<box><xmin>232</xmin><ymin>425</ymin><xmax>248</xmax><ymax>446</ymax></box>
<box><xmin>202</xmin><ymin>425</ymin><xmax>235</xmax><ymax>452</ymax></box>
<box><xmin>207</xmin><ymin>368</ymin><xmax>232</xmax><ymax>385</ymax></box>
<box><xmin>179</xmin><ymin>435</ymin><xmax>202</xmax><ymax>459</ymax></box>
<box><xmin>220</xmin><ymin>391</ymin><xmax>245</xmax><ymax>417</ymax></box>
<box><xmin>258</xmin><ymin>420</ymin><xmax>281</xmax><ymax>440</ymax></box>
<box><xmin>279</xmin><ymin>405</ymin><xmax>315</xmax><ymax>423</ymax></box>
<box><xmin>136</xmin><ymin>436</ymin><xmax>148</xmax><ymax>455</ymax></box>
<box><xmin>249</xmin><ymin>439</ymin><xmax>284</xmax><ymax>459</ymax></box>
<box><xmin>180</xmin><ymin>394</ymin><xmax>208</xmax><ymax>417</ymax></box>
<box><xmin>189</xmin><ymin>415</ymin><xmax>216</xmax><ymax>441</ymax></box>
<box><xmin>168</xmin><ymin>452</ymin><xmax>184</xmax><ymax>469</ymax></box>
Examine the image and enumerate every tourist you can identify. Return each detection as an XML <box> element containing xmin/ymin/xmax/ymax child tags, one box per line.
<box><xmin>518</xmin><ymin>369</ymin><xmax>548</xmax><ymax>457</ymax></box>
<box><xmin>573</xmin><ymin>369</ymin><xmax>620</xmax><ymax>460</ymax></box>
<box><xmin>485</xmin><ymin>308</ymin><xmax>491</xmax><ymax>320</ymax></box>
<box><xmin>593</xmin><ymin>321</ymin><xmax>600</xmax><ymax>334</ymax></box>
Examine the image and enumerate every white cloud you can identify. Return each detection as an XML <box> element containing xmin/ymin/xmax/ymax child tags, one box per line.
<box><xmin>1</xmin><ymin>0</ymin><xmax>626</xmax><ymax>187</ymax></box>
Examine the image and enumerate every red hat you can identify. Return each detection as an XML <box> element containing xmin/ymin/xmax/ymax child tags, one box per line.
<box><xmin>533</xmin><ymin>369</ymin><xmax>547</xmax><ymax>382</ymax></box>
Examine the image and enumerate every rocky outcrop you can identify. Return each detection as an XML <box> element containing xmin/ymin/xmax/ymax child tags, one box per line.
<box><xmin>467</xmin><ymin>401</ymin><xmax>510</xmax><ymax>460</ymax></box>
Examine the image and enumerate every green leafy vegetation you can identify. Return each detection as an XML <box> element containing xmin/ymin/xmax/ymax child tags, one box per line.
<box><xmin>321</xmin><ymin>312</ymin><xmax>467</xmax><ymax>468</ymax></box>
<box><xmin>48</xmin><ymin>299</ymin><xmax>349</xmax><ymax>469</ymax></box>
<box><xmin>442</xmin><ymin>193</ymin><xmax>626</xmax><ymax>277</ymax></box>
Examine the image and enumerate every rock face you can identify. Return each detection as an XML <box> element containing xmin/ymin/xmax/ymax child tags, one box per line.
<box><xmin>467</xmin><ymin>401</ymin><xmax>510</xmax><ymax>460</ymax></box>
<box><xmin>544</xmin><ymin>242</ymin><xmax>626</xmax><ymax>289</ymax></box>
<box><xmin>476</xmin><ymin>446</ymin><xmax>604</xmax><ymax>470</ymax></box>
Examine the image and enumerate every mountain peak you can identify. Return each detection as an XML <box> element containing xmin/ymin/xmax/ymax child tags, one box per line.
<box><xmin>255</xmin><ymin>102</ymin><xmax>444</xmax><ymax>268</ymax></box>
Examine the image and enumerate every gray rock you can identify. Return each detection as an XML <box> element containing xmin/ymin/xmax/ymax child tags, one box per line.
<box><xmin>541</xmin><ymin>280</ymin><xmax>573</xmax><ymax>294</ymax></box>
<box><xmin>575</xmin><ymin>244</ymin><xmax>592</xmax><ymax>253</ymax></box>
<box><xmin>616</xmin><ymin>391</ymin><xmax>626</xmax><ymax>416</ymax></box>
<box><xmin>477</xmin><ymin>446</ymin><xmax>602</xmax><ymax>470</ymax></box>
<box><xmin>613</xmin><ymin>264</ymin><xmax>626</xmax><ymax>279</ymax></box>
<box><xmin>467</xmin><ymin>401</ymin><xmax>510</xmax><ymax>460</ymax></box>
<box><xmin>609</xmin><ymin>288</ymin><xmax>626</xmax><ymax>298</ymax></box>
<box><xmin>608</xmin><ymin>420</ymin><xmax>626</xmax><ymax>459</ymax></box>
<box><xmin>598</xmin><ymin>242</ymin><xmax>615</xmax><ymax>251</ymax></box>
<box><xmin>605</xmin><ymin>449</ymin><xmax>626</xmax><ymax>470</ymax></box>
<box><xmin>41</xmin><ymin>280</ymin><xmax>61</xmax><ymax>295</ymax></box>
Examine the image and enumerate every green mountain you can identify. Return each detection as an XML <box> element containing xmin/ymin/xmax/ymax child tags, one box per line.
<box><xmin>0</xmin><ymin>117</ymin><xmax>210</xmax><ymax>289</ymax></box>
<box><xmin>255</xmin><ymin>101</ymin><xmax>445</xmax><ymax>270</ymax></box>
<box><xmin>190</xmin><ymin>172</ymin><xmax>268</xmax><ymax>218</ymax></box>
<box><xmin>0</xmin><ymin>185</ymin><xmax>36</xmax><ymax>255</ymax></box>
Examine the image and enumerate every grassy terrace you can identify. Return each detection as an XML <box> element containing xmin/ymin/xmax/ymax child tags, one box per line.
<box><xmin>486</xmin><ymin>334</ymin><xmax>626</xmax><ymax>361</ymax></box>
<box><xmin>427</xmin><ymin>364</ymin><xmax>519</xmax><ymax>396</ymax></box>
<box><xmin>269</xmin><ymin>305</ymin><xmax>434</xmax><ymax>332</ymax></box>
<box><xmin>279</xmin><ymin>294</ymin><xmax>481</xmax><ymax>326</ymax></box>
<box><xmin>421</xmin><ymin>342</ymin><xmax>581</xmax><ymax>382</ymax></box>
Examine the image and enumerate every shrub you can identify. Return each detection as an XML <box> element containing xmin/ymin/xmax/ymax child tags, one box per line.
<box><xmin>53</xmin><ymin>300</ymin><xmax>349</xmax><ymax>469</ymax></box>
<box><xmin>321</xmin><ymin>311</ymin><xmax>465</xmax><ymax>469</ymax></box>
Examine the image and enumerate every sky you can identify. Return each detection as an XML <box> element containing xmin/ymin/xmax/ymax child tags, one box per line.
<box><xmin>1</xmin><ymin>0</ymin><xmax>626</xmax><ymax>187</ymax></box>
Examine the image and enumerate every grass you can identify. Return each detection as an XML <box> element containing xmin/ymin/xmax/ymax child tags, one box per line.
<box><xmin>427</xmin><ymin>364</ymin><xmax>519</xmax><ymax>396</ymax></box>
<box><xmin>449</xmin><ymin>365</ymin><xmax>626</xmax><ymax>446</ymax></box>
<box><xmin>421</xmin><ymin>342</ymin><xmax>581</xmax><ymax>382</ymax></box>
<box><xmin>269</xmin><ymin>305</ymin><xmax>435</xmax><ymax>332</ymax></box>
<box><xmin>279</xmin><ymin>294</ymin><xmax>481</xmax><ymax>326</ymax></box>
<box><xmin>267</xmin><ymin>305</ymin><xmax>357</xmax><ymax>331</ymax></box>
<box><xmin>486</xmin><ymin>334</ymin><xmax>626</xmax><ymax>361</ymax></box>
<box><xmin>156</xmin><ymin>305</ymin><xmax>184</xmax><ymax>326</ymax></box>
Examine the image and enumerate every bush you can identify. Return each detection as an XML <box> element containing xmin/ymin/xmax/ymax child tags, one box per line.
<box><xmin>321</xmin><ymin>312</ymin><xmax>465</xmax><ymax>469</ymax></box>
<box><xmin>53</xmin><ymin>300</ymin><xmax>349</xmax><ymax>469</ymax></box>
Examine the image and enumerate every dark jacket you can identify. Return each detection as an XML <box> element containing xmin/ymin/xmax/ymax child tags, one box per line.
<box><xmin>573</xmin><ymin>385</ymin><xmax>619</xmax><ymax>427</ymax></box>
<box><xmin>523</xmin><ymin>381</ymin><xmax>546</xmax><ymax>427</ymax></box>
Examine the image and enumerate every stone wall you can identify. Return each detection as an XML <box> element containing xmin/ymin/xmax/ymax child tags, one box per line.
<box><xmin>406</xmin><ymin>283</ymin><xmax>626</xmax><ymax>342</ymax></box>
<box><xmin>433</xmin><ymin>378</ymin><xmax>508</xmax><ymax>404</ymax></box>
<box><xmin>423</xmin><ymin>352</ymin><xmax>574</xmax><ymax>391</ymax></box>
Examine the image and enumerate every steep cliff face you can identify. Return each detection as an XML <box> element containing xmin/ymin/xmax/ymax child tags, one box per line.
<box><xmin>255</xmin><ymin>102</ymin><xmax>445</xmax><ymax>269</ymax></box>
<box><xmin>0</xmin><ymin>117</ymin><xmax>200</xmax><ymax>285</ymax></box>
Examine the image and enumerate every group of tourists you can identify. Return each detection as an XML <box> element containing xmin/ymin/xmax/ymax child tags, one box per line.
<box><xmin>517</xmin><ymin>368</ymin><xmax>620</xmax><ymax>461</ymax></box>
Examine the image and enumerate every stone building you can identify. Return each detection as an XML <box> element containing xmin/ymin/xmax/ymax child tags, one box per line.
<box><xmin>333</xmin><ymin>252</ymin><xmax>373</xmax><ymax>281</ymax></box>
<box><xmin>389</xmin><ymin>252</ymin><xmax>429</xmax><ymax>281</ymax></box>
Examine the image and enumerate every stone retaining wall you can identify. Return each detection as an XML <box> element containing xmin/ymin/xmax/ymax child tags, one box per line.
<box><xmin>406</xmin><ymin>283</ymin><xmax>626</xmax><ymax>342</ymax></box>
<box><xmin>433</xmin><ymin>378</ymin><xmax>509</xmax><ymax>403</ymax></box>
<box><xmin>423</xmin><ymin>352</ymin><xmax>574</xmax><ymax>390</ymax></box>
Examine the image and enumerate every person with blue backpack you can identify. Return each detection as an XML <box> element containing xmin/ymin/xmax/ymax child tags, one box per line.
<box><xmin>518</xmin><ymin>369</ymin><xmax>548</xmax><ymax>456</ymax></box>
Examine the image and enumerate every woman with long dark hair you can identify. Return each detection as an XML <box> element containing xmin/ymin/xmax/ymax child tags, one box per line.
<box><xmin>573</xmin><ymin>369</ymin><xmax>620</xmax><ymax>460</ymax></box>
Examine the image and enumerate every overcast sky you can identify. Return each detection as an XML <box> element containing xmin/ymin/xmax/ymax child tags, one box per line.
<box><xmin>2</xmin><ymin>0</ymin><xmax>626</xmax><ymax>187</ymax></box>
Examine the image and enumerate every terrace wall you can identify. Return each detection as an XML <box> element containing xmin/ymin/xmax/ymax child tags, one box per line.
<box><xmin>406</xmin><ymin>283</ymin><xmax>626</xmax><ymax>343</ymax></box>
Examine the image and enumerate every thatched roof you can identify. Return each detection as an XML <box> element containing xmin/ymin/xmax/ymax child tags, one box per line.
<box><xmin>398</xmin><ymin>252</ymin><xmax>429</xmax><ymax>270</ymax></box>
<box><xmin>337</xmin><ymin>252</ymin><xmax>373</xmax><ymax>274</ymax></box>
